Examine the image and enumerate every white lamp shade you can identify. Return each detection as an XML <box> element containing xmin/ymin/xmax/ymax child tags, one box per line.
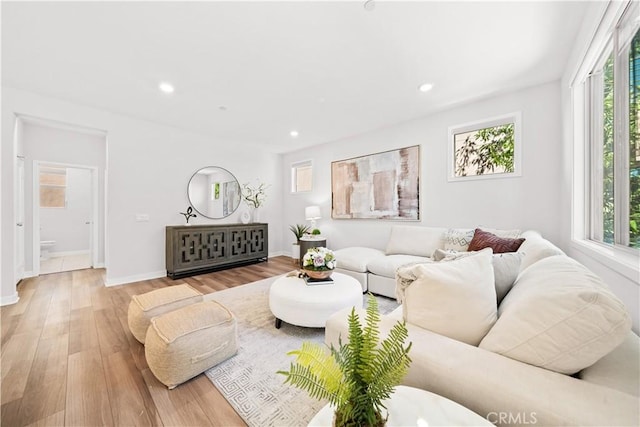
<box><xmin>305</xmin><ymin>206</ymin><xmax>322</xmax><ymax>220</ymax></box>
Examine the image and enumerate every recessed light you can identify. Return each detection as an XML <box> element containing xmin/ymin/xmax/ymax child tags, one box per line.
<box><xmin>219</xmin><ymin>106</ymin><xmax>228</xmax><ymax>111</ymax></box>
<box><xmin>418</xmin><ymin>83</ymin><xmax>434</xmax><ymax>93</ymax></box>
<box><xmin>290</xmin><ymin>130</ymin><xmax>299</xmax><ymax>138</ymax></box>
<box><xmin>159</xmin><ymin>82</ymin><xmax>175</xmax><ymax>94</ymax></box>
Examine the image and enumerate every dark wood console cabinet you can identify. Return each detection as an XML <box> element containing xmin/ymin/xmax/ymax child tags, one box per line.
<box><xmin>166</xmin><ymin>223</ymin><xmax>268</xmax><ymax>279</ymax></box>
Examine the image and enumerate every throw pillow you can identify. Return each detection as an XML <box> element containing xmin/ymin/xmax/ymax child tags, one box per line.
<box><xmin>403</xmin><ymin>249</ymin><xmax>497</xmax><ymax>346</ymax></box>
<box><xmin>479</xmin><ymin>255</ymin><xmax>631</xmax><ymax>375</ymax></box>
<box><xmin>431</xmin><ymin>249</ymin><xmax>522</xmax><ymax>304</ymax></box>
<box><xmin>443</xmin><ymin>228</ymin><xmax>475</xmax><ymax>252</ymax></box>
<box><xmin>468</xmin><ymin>228</ymin><xmax>525</xmax><ymax>253</ymax></box>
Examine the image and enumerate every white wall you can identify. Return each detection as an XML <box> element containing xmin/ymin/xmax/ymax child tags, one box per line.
<box><xmin>560</xmin><ymin>1</ymin><xmax>639</xmax><ymax>333</ymax></box>
<box><xmin>22</xmin><ymin>122</ymin><xmax>106</xmax><ymax>271</ymax></box>
<box><xmin>1</xmin><ymin>87</ymin><xmax>284</xmax><ymax>302</ymax></box>
<box><xmin>282</xmin><ymin>81</ymin><xmax>563</xmax><ymax>252</ymax></box>
<box><xmin>40</xmin><ymin>167</ymin><xmax>92</xmax><ymax>255</ymax></box>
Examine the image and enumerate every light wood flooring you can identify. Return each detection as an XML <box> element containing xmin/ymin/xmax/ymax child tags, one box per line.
<box><xmin>1</xmin><ymin>256</ymin><xmax>297</xmax><ymax>427</ymax></box>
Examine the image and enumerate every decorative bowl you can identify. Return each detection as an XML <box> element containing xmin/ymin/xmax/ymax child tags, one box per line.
<box><xmin>304</xmin><ymin>269</ymin><xmax>333</xmax><ymax>280</ymax></box>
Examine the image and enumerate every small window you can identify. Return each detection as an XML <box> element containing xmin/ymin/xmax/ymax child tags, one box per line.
<box><xmin>448</xmin><ymin>112</ymin><xmax>521</xmax><ymax>182</ymax></box>
<box><xmin>291</xmin><ymin>160</ymin><xmax>312</xmax><ymax>193</ymax></box>
<box><xmin>40</xmin><ymin>166</ymin><xmax>66</xmax><ymax>208</ymax></box>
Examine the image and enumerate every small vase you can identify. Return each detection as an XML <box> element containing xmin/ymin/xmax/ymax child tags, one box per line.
<box><xmin>250</xmin><ymin>207</ymin><xmax>260</xmax><ymax>223</ymax></box>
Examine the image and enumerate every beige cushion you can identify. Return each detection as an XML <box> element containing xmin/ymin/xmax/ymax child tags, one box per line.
<box><xmin>403</xmin><ymin>249</ymin><xmax>497</xmax><ymax>346</ymax></box>
<box><xmin>368</xmin><ymin>254</ymin><xmax>431</xmax><ymax>278</ymax></box>
<box><xmin>579</xmin><ymin>331</ymin><xmax>640</xmax><ymax>397</ymax></box>
<box><xmin>518</xmin><ymin>230</ymin><xmax>564</xmax><ymax>271</ymax></box>
<box><xmin>480</xmin><ymin>255</ymin><xmax>632</xmax><ymax>375</ymax></box>
<box><xmin>385</xmin><ymin>225</ymin><xmax>447</xmax><ymax>257</ymax></box>
<box><xmin>127</xmin><ymin>284</ymin><xmax>203</xmax><ymax>344</ymax></box>
<box><xmin>145</xmin><ymin>300</ymin><xmax>238</xmax><ymax>389</ymax></box>
<box><xmin>431</xmin><ymin>249</ymin><xmax>522</xmax><ymax>304</ymax></box>
<box><xmin>332</xmin><ymin>247</ymin><xmax>386</xmax><ymax>272</ymax></box>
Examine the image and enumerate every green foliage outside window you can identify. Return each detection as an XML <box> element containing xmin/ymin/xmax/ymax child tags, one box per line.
<box><xmin>629</xmin><ymin>30</ymin><xmax>640</xmax><ymax>248</ymax></box>
<box><xmin>455</xmin><ymin>124</ymin><xmax>515</xmax><ymax>177</ymax></box>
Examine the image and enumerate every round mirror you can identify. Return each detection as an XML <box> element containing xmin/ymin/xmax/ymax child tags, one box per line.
<box><xmin>187</xmin><ymin>166</ymin><xmax>241</xmax><ymax>219</ymax></box>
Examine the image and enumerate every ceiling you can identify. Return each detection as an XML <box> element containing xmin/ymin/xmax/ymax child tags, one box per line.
<box><xmin>2</xmin><ymin>1</ymin><xmax>589</xmax><ymax>153</ymax></box>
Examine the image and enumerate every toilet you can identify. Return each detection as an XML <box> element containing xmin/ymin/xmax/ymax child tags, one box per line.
<box><xmin>40</xmin><ymin>240</ymin><xmax>56</xmax><ymax>260</ymax></box>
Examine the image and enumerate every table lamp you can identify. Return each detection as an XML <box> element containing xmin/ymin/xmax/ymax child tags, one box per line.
<box><xmin>305</xmin><ymin>206</ymin><xmax>321</xmax><ymax>230</ymax></box>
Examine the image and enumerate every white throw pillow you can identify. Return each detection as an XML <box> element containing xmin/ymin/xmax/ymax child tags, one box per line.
<box><xmin>443</xmin><ymin>228</ymin><xmax>474</xmax><ymax>252</ymax></box>
<box><xmin>403</xmin><ymin>249</ymin><xmax>497</xmax><ymax>346</ymax></box>
<box><xmin>479</xmin><ymin>255</ymin><xmax>631</xmax><ymax>375</ymax></box>
<box><xmin>385</xmin><ymin>225</ymin><xmax>446</xmax><ymax>257</ymax></box>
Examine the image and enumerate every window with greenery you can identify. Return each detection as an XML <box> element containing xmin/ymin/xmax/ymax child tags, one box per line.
<box><xmin>448</xmin><ymin>112</ymin><xmax>521</xmax><ymax>181</ymax></box>
<box><xmin>291</xmin><ymin>160</ymin><xmax>312</xmax><ymax>193</ymax></box>
<box><xmin>40</xmin><ymin>166</ymin><xmax>67</xmax><ymax>208</ymax></box>
<box><xmin>587</xmin><ymin>3</ymin><xmax>639</xmax><ymax>249</ymax></box>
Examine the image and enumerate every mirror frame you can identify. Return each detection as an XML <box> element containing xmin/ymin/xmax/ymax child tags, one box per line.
<box><xmin>187</xmin><ymin>166</ymin><xmax>241</xmax><ymax>219</ymax></box>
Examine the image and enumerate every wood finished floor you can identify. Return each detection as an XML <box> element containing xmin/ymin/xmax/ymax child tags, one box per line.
<box><xmin>1</xmin><ymin>256</ymin><xmax>297</xmax><ymax>427</ymax></box>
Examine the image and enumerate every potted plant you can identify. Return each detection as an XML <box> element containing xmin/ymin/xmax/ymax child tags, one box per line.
<box><xmin>289</xmin><ymin>224</ymin><xmax>310</xmax><ymax>262</ymax></box>
<box><xmin>278</xmin><ymin>295</ymin><xmax>412</xmax><ymax>427</ymax></box>
<box><xmin>241</xmin><ymin>182</ymin><xmax>268</xmax><ymax>222</ymax></box>
<box><xmin>301</xmin><ymin>246</ymin><xmax>336</xmax><ymax>279</ymax></box>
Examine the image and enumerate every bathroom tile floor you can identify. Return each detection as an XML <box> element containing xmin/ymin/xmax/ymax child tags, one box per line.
<box><xmin>40</xmin><ymin>253</ymin><xmax>92</xmax><ymax>274</ymax></box>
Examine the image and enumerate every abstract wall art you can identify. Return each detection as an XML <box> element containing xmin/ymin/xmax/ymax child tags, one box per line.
<box><xmin>331</xmin><ymin>145</ymin><xmax>420</xmax><ymax>220</ymax></box>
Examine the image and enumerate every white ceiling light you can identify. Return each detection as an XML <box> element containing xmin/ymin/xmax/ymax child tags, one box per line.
<box><xmin>419</xmin><ymin>83</ymin><xmax>434</xmax><ymax>93</ymax></box>
<box><xmin>159</xmin><ymin>82</ymin><xmax>175</xmax><ymax>94</ymax></box>
<box><xmin>364</xmin><ymin>0</ymin><xmax>375</xmax><ymax>12</ymax></box>
<box><xmin>290</xmin><ymin>130</ymin><xmax>299</xmax><ymax>138</ymax></box>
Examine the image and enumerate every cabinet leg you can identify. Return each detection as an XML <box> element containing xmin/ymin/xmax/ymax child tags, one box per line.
<box><xmin>275</xmin><ymin>318</ymin><xmax>282</xmax><ymax>329</ymax></box>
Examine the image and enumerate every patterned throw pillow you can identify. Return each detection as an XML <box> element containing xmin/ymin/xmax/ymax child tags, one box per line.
<box><xmin>443</xmin><ymin>228</ymin><xmax>475</xmax><ymax>252</ymax></box>
<box><xmin>468</xmin><ymin>228</ymin><xmax>525</xmax><ymax>254</ymax></box>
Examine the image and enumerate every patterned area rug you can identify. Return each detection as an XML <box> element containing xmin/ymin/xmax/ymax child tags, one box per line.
<box><xmin>204</xmin><ymin>275</ymin><xmax>400</xmax><ymax>427</ymax></box>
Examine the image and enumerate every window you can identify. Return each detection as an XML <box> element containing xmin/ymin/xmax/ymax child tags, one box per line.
<box><xmin>587</xmin><ymin>3</ymin><xmax>639</xmax><ymax>249</ymax></box>
<box><xmin>291</xmin><ymin>160</ymin><xmax>312</xmax><ymax>193</ymax></box>
<box><xmin>40</xmin><ymin>166</ymin><xmax>67</xmax><ymax>208</ymax></box>
<box><xmin>448</xmin><ymin>112</ymin><xmax>521</xmax><ymax>182</ymax></box>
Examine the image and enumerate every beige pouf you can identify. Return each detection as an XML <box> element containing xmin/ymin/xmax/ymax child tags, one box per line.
<box><xmin>145</xmin><ymin>300</ymin><xmax>238</xmax><ymax>389</ymax></box>
<box><xmin>127</xmin><ymin>284</ymin><xmax>203</xmax><ymax>344</ymax></box>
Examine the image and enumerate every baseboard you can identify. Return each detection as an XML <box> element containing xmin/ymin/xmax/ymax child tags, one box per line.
<box><xmin>50</xmin><ymin>249</ymin><xmax>91</xmax><ymax>258</ymax></box>
<box><xmin>23</xmin><ymin>271</ymin><xmax>37</xmax><ymax>278</ymax></box>
<box><xmin>105</xmin><ymin>270</ymin><xmax>166</xmax><ymax>287</ymax></box>
<box><xmin>0</xmin><ymin>293</ymin><xmax>20</xmax><ymax>306</ymax></box>
<box><xmin>93</xmin><ymin>262</ymin><xmax>105</xmax><ymax>268</ymax></box>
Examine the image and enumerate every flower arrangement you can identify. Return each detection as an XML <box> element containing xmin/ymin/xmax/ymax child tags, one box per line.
<box><xmin>302</xmin><ymin>247</ymin><xmax>336</xmax><ymax>271</ymax></box>
<box><xmin>241</xmin><ymin>182</ymin><xmax>268</xmax><ymax>208</ymax></box>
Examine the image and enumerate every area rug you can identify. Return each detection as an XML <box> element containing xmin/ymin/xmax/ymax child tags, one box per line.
<box><xmin>204</xmin><ymin>275</ymin><xmax>400</xmax><ymax>427</ymax></box>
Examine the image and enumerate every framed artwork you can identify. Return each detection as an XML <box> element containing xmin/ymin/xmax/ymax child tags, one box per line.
<box><xmin>331</xmin><ymin>145</ymin><xmax>420</xmax><ymax>220</ymax></box>
<box><xmin>448</xmin><ymin>112</ymin><xmax>522</xmax><ymax>182</ymax></box>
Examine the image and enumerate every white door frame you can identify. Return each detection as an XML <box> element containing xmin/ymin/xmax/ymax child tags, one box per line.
<box><xmin>15</xmin><ymin>156</ymin><xmax>25</xmax><ymax>283</ymax></box>
<box><xmin>33</xmin><ymin>161</ymin><xmax>99</xmax><ymax>276</ymax></box>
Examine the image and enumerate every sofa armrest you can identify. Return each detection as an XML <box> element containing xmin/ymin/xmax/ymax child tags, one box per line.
<box><xmin>325</xmin><ymin>308</ymin><xmax>639</xmax><ymax>427</ymax></box>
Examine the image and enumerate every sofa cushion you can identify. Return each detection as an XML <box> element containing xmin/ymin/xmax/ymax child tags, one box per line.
<box><xmin>385</xmin><ymin>225</ymin><xmax>447</xmax><ymax>257</ymax></box>
<box><xmin>403</xmin><ymin>249</ymin><xmax>497</xmax><ymax>346</ymax></box>
<box><xmin>579</xmin><ymin>332</ymin><xmax>640</xmax><ymax>397</ymax></box>
<box><xmin>468</xmin><ymin>228</ymin><xmax>525</xmax><ymax>253</ymax></box>
<box><xmin>431</xmin><ymin>249</ymin><xmax>521</xmax><ymax>304</ymax></box>
<box><xmin>480</xmin><ymin>255</ymin><xmax>631</xmax><ymax>375</ymax></box>
<box><xmin>518</xmin><ymin>230</ymin><xmax>564</xmax><ymax>271</ymax></box>
<box><xmin>368</xmin><ymin>254</ymin><xmax>431</xmax><ymax>278</ymax></box>
<box><xmin>332</xmin><ymin>247</ymin><xmax>386</xmax><ymax>273</ymax></box>
<box><xmin>443</xmin><ymin>228</ymin><xmax>474</xmax><ymax>252</ymax></box>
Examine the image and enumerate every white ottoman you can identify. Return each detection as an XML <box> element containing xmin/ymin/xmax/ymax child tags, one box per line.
<box><xmin>269</xmin><ymin>272</ymin><xmax>363</xmax><ymax>328</ymax></box>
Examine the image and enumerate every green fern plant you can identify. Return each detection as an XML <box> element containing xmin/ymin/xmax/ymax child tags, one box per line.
<box><xmin>278</xmin><ymin>294</ymin><xmax>412</xmax><ymax>427</ymax></box>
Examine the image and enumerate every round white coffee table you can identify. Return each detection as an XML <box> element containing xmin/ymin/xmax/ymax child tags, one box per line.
<box><xmin>308</xmin><ymin>385</ymin><xmax>492</xmax><ymax>426</ymax></box>
<box><xmin>269</xmin><ymin>272</ymin><xmax>362</xmax><ymax>328</ymax></box>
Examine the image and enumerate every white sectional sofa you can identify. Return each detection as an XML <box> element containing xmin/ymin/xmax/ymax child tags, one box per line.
<box><xmin>334</xmin><ymin>225</ymin><xmax>525</xmax><ymax>298</ymax></box>
<box><xmin>327</xmin><ymin>225</ymin><xmax>640</xmax><ymax>426</ymax></box>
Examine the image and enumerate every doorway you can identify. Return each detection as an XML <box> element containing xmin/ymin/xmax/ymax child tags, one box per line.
<box><xmin>34</xmin><ymin>162</ymin><xmax>98</xmax><ymax>275</ymax></box>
